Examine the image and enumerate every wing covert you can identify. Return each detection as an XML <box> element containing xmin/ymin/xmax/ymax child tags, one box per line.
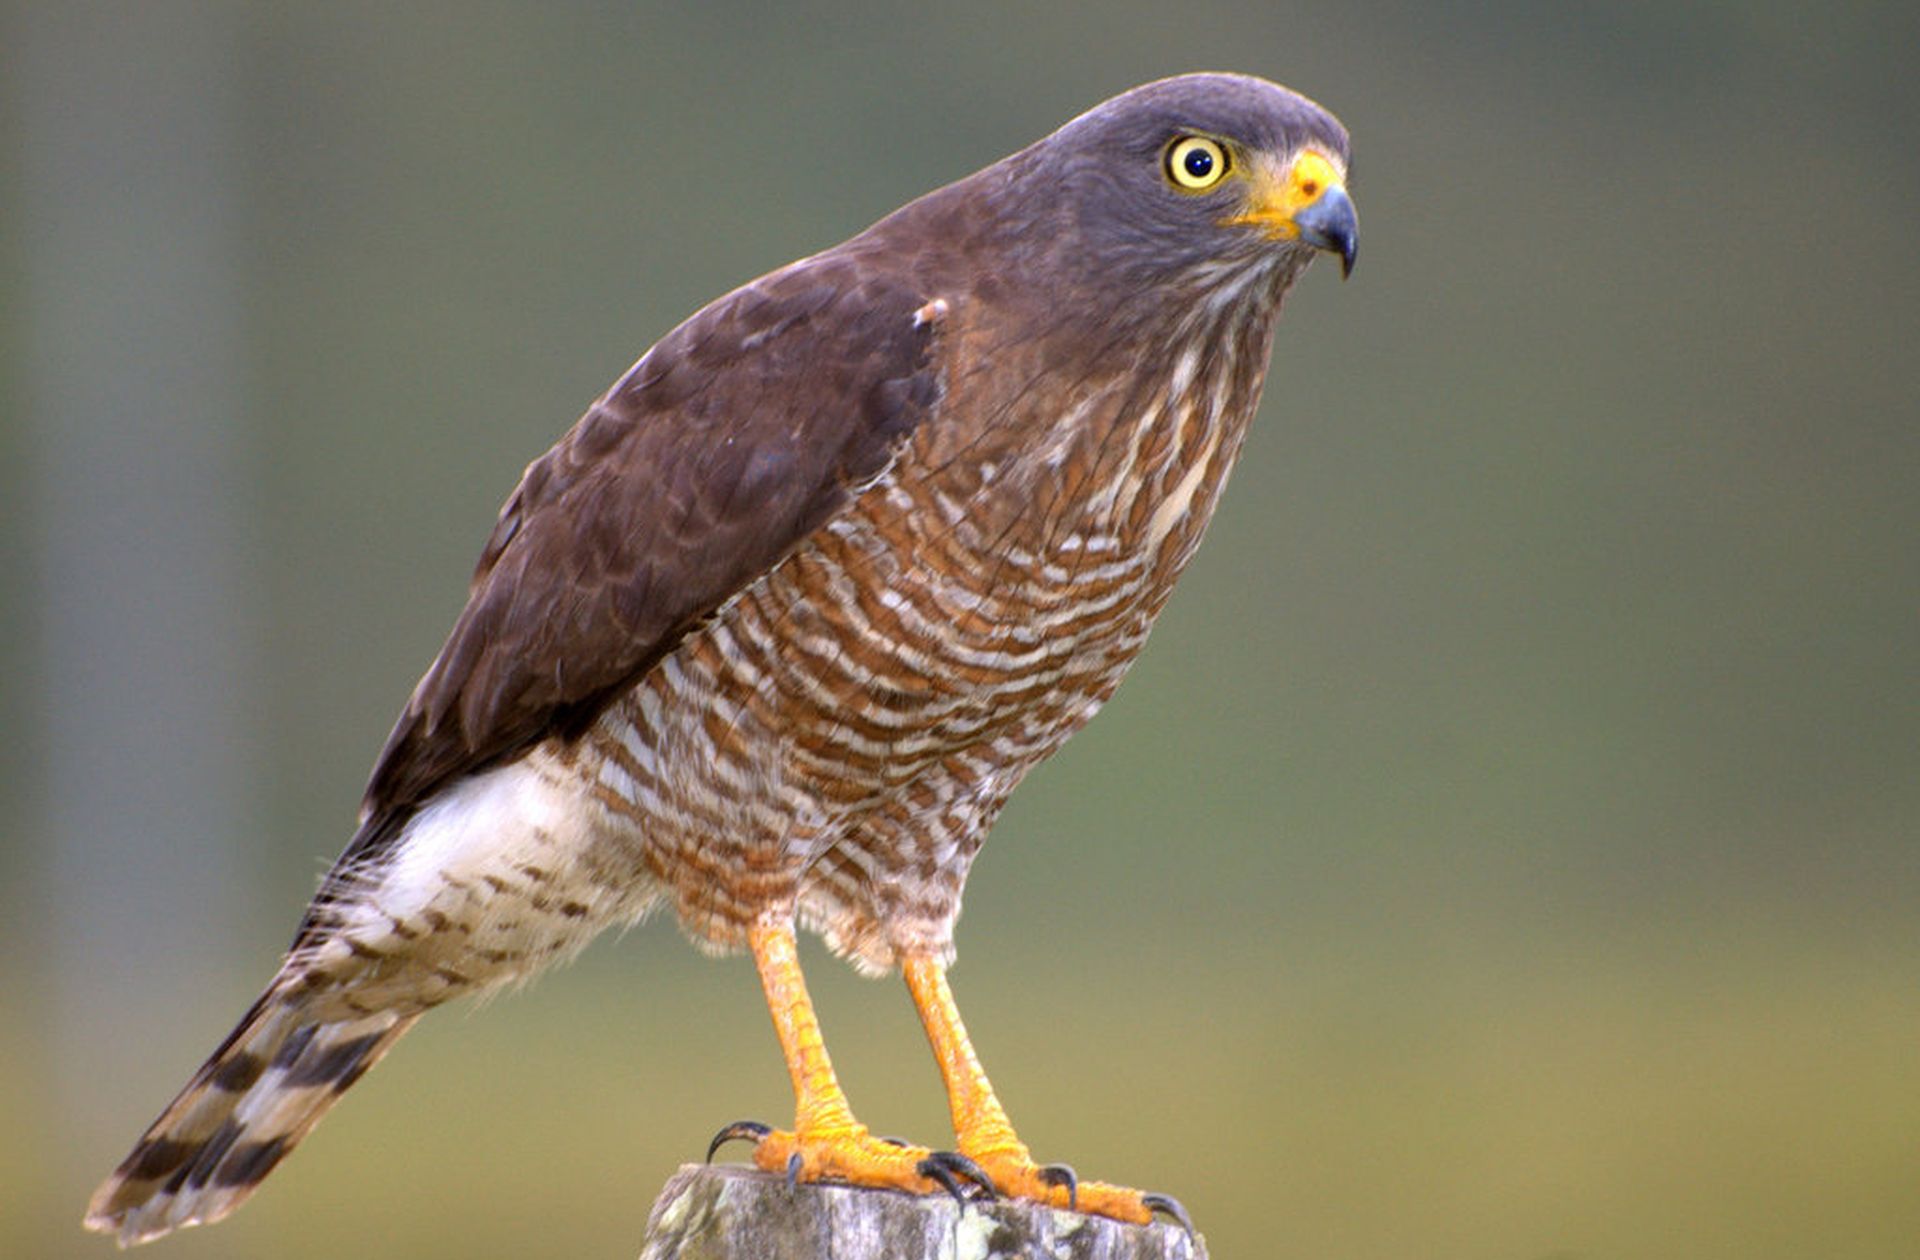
<box><xmin>358</xmin><ymin>252</ymin><xmax>947</xmax><ymax>836</ymax></box>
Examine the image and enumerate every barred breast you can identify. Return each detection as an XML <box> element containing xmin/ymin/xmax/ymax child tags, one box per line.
<box><xmin>569</xmin><ymin>277</ymin><xmax>1289</xmax><ymax>973</ymax></box>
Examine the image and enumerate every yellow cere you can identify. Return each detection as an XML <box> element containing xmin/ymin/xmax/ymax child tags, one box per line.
<box><xmin>1223</xmin><ymin>148</ymin><xmax>1345</xmax><ymax>239</ymax></box>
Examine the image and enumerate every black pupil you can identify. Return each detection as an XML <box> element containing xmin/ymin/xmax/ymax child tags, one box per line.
<box><xmin>1183</xmin><ymin>146</ymin><xmax>1214</xmax><ymax>180</ymax></box>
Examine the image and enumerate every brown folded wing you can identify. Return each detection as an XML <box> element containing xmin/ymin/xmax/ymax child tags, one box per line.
<box><xmin>339</xmin><ymin>250</ymin><xmax>946</xmax><ymax>880</ymax></box>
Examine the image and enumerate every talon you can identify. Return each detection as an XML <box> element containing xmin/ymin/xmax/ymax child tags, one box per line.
<box><xmin>1038</xmin><ymin>1162</ymin><xmax>1078</xmax><ymax>1211</ymax></box>
<box><xmin>917</xmin><ymin>1156</ymin><xmax>972</xmax><ymax>1206</ymax></box>
<box><xmin>919</xmin><ymin>1149</ymin><xmax>998</xmax><ymax>1201</ymax></box>
<box><xmin>785</xmin><ymin>1151</ymin><xmax>803</xmax><ymax>1187</ymax></box>
<box><xmin>706</xmin><ymin>1119</ymin><xmax>771</xmax><ymax>1163</ymax></box>
<box><xmin>1142</xmin><ymin>1191</ymin><xmax>1196</xmax><ymax>1237</ymax></box>
<box><xmin>877</xmin><ymin>1134</ymin><xmax>914</xmax><ymax>1148</ymax></box>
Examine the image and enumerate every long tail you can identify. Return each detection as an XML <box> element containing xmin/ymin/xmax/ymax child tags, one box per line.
<box><xmin>84</xmin><ymin>990</ymin><xmax>418</xmax><ymax>1247</ymax></box>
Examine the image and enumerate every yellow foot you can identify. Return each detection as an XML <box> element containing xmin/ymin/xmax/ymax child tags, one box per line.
<box><xmin>707</xmin><ymin>1122</ymin><xmax>1190</xmax><ymax>1232</ymax></box>
<box><xmin>958</xmin><ymin>1146</ymin><xmax>1186</xmax><ymax>1228</ymax></box>
<box><xmin>707</xmin><ymin>1121</ymin><xmax>995</xmax><ymax>1202</ymax></box>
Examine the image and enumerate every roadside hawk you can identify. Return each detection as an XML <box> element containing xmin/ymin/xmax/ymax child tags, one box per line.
<box><xmin>87</xmin><ymin>71</ymin><xmax>1357</xmax><ymax>1244</ymax></box>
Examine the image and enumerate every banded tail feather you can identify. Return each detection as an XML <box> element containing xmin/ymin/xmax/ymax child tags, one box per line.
<box><xmin>85</xmin><ymin>991</ymin><xmax>418</xmax><ymax>1247</ymax></box>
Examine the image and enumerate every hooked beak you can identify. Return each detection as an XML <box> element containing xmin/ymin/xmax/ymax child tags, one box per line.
<box><xmin>1293</xmin><ymin>184</ymin><xmax>1358</xmax><ymax>278</ymax></box>
<box><xmin>1223</xmin><ymin>149</ymin><xmax>1360</xmax><ymax>278</ymax></box>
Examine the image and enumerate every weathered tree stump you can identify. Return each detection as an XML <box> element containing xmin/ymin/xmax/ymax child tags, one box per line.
<box><xmin>638</xmin><ymin>1164</ymin><xmax>1207</xmax><ymax>1260</ymax></box>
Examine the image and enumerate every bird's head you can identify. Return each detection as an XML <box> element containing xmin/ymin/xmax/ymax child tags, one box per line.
<box><xmin>997</xmin><ymin>73</ymin><xmax>1357</xmax><ymax>298</ymax></box>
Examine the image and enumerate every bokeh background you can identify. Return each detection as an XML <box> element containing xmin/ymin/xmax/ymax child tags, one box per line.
<box><xmin>4</xmin><ymin>3</ymin><xmax>1915</xmax><ymax>1258</ymax></box>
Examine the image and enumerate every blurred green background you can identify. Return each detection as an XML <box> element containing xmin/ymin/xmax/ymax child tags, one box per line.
<box><xmin>4</xmin><ymin>3</ymin><xmax>1915</xmax><ymax>1258</ymax></box>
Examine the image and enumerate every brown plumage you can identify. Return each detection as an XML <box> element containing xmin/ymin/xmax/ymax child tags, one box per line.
<box><xmin>87</xmin><ymin>71</ymin><xmax>1356</xmax><ymax>1244</ymax></box>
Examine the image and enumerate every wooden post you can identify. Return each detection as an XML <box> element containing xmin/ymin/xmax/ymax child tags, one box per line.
<box><xmin>639</xmin><ymin>1165</ymin><xmax>1208</xmax><ymax>1260</ymax></box>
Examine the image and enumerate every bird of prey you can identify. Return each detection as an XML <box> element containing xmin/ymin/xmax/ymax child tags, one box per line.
<box><xmin>86</xmin><ymin>71</ymin><xmax>1356</xmax><ymax>1245</ymax></box>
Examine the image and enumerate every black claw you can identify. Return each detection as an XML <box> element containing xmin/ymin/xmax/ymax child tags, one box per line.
<box><xmin>945</xmin><ymin>1152</ymin><xmax>1001</xmax><ymax>1200</ymax></box>
<box><xmin>785</xmin><ymin>1151</ymin><xmax>803</xmax><ymax>1187</ymax></box>
<box><xmin>918</xmin><ymin>1157</ymin><xmax>971</xmax><ymax>1206</ymax></box>
<box><xmin>1038</xmin><ymin>1162</ymin><xmax>1079</xmax><ymax>1211</ymax></box>
<box><xmin>916</xmin><ymin>1150</ymin><xmax>999</xmax><ymax>1206</ymax></box>
<box><xmin>706</xmin><ymin>1120</ymin><xmax>771</xmax><ymax>1163</ymax></box>
<box><xmin>1142</xmin><ymin>1192</ymin><xmax>1196</xmax><ymax>1237</ymax></box>
<box><xmin>876</xmin><ymin>1134</ymin><xmax>914</xmax><ymax>1148</ymax></box>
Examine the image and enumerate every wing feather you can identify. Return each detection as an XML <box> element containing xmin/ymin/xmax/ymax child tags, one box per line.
<box><xmin>345</xmin><ymin>250</ymin><xmax>946</xmax><ymax>873</ymax></box>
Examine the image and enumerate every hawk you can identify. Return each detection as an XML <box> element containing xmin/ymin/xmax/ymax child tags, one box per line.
<box><xmin>86</xmin><ymin>72</ymin><xmax>1356</xmax><ymax>1245</ymax></box>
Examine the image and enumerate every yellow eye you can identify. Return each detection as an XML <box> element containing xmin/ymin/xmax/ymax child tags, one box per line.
<box><xmin>1165</xmin><ymin>136</ymin><xmax>1229</xmax><ymax>191</ymax></box>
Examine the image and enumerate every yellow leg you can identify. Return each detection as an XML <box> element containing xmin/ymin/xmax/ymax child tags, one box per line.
<box><xmin>904</xmin><ymin>955</ymin><xmax>1155</xmax><ymax>1224</ymax></box>
<box><xmin>736</xmin><ymin>922</ymin><xmax>940</xmax><ymax>1193</ymax></box>
<box><xmin>754</xmin><ymin>921</ymin><xmax>858</xmax><ymax>1134</ymax></box>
